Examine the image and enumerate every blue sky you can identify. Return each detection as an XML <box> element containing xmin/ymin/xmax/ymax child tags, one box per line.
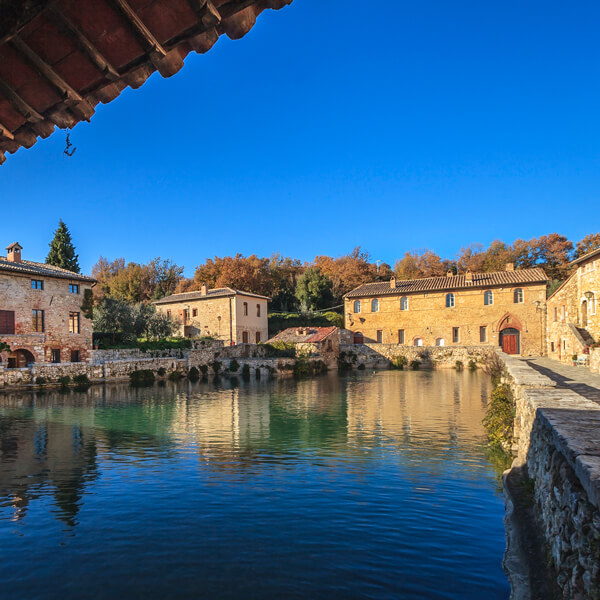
<box><xmin>1</xmin><ymin>0</ymin><xmax>599</xmax><ymax>276</ymax></box>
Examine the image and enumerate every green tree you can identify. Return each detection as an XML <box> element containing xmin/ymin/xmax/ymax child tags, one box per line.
<box><xmin>295</xmin><ymin>267</ymin><xmax>334</xmax><ymax>312</ymax></box>
<box><xmin>46</xmin><ymin>220</ymin><xmax>80</xmax><ymax>273</ymax></box>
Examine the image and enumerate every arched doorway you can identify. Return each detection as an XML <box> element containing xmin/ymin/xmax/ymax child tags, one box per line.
<box><xmin>353</xmin><ymin>332</ymin><xmax>364</xmax><ymax>344</ymax></box>
<box><xmin>7</xmin><ymin>349</ymin><xmax>35</xmax><ymax>368</ymax></box>
<box><xmin>499</xmin><ymin>328</ymin><xmax>520</xmax><ymax>355</ymax></box>
<box><xmin>582</xmin><ymin>300</ymin><xmax>588</xmax><ymax>327</ymax></box>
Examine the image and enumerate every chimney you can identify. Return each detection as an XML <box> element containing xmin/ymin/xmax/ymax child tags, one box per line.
<box><xmin>390</xmin><ymin>277</ymin><xmax>396</xmax><ymax>289</ymax></box>
<box><xmin>505</xmin><ymin>263</ymin><xmax>514</xmax><ymax>272</ymax></box>
<box><xmin>6</xmin><ymin>242</ymin><xmax>22</xmax><ymax>263</ymax></box>
<box><xmin>465</xmin><ymin>269</ymin><xmax>473</xmax><ymax>282</ymax></box>
<box><xmin>446</xmin><ymin>270</ymin><xmax>453</xmax><ymax>278</ymax></box>
<box><xmin>200</xmin><ymin>283</ymin><xmax>208</xmax><ymax>296</ymax></box>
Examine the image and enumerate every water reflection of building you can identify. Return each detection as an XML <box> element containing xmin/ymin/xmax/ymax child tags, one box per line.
<box><xmin>0</xmin><ymin>398</ymin><xmax>97</xmax><ymax>526</ymax></box>
<box><xmin>345</xmin><ymin>371</ymin><xmax>492</xmax><ymax>452</ymax></box>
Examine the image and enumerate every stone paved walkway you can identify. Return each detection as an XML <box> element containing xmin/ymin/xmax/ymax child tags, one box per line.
<box><xmin>524</xmin><ymin>357</ymin><xmax>600</xmax><ymax>405</ymax></box>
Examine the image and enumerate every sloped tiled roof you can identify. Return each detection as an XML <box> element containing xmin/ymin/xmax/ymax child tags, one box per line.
<box><xmin>571</xmin><ymin>247</ymin><xmax>600</xmax><ymax>266</ymax></box>
<box><xmin>267</xmin><ymin>326</ymin><xmax>338</xmax><ymax>344</ymax></box>
<box><xmin>345</xmin><ymin>268</ymin><xmax>548</xmax><ymax>299</ymax></box>
<box><xmin>154</xmin><ymin>287</ymin><xmax>270</xmax><ymax>305</ymax></box>
<box><xmin>0</xmin><ymin>257</ymin><xmax>95</xmax><ymax>282</ymax></box>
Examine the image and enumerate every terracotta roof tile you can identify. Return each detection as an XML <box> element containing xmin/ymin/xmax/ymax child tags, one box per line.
<box><xmin>0</xmin><ymin>258</ymin><xmax>95</xmax><ymax>282</ymax></box>
<box><xmin>267</xmin><ymin>327</ymin><xmax>338</xmax><ymax>344</ymax></box>
<box><xmin>154</xmin><ymin>287</ymin><xmax>270</xmax><ymax>304</ymax></box>
<box><xmin>345</xmin><ymin>268</ymin><xmax>548</xmax><ymax>298</ymax></box>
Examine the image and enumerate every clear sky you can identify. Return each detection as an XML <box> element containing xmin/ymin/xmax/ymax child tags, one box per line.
<box><xmin>1</xmin><ymin>0</ymin><xmax>599</xmax><ymax>276</ymax></box>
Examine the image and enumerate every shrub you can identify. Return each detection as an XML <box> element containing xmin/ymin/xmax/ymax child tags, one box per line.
<box><xmin>483</xmin><ymin>384</ymin><xmax>515</xmax><ymax>450</ymax></box>
<box><xmin>58</xmin><ymin>375</ymin><xmax>71</xmax><ymax>387</ymax></box>
<box><xmin>409</xmin><ymin>360</ymin><xmax>420</xmax><ymax>370</ymax></box>
<box><xmin>157</xmin><ymin>367</ymin><xmax>166</xmax><ymax>377</ymax></box>
<box><xmin>35</xmin><ymin>376</ymin><xmax>47</xmax><ymax>385</ymax></box>
<box><xmin>188</xmin><ymin>366</ymin><xmax>200</xmax><ymax>381</ymax></box>
<box><xmin>455</xmin><ymin>360</ymin><xmax>464</xmax><ymax>371</ymax></box>
<box><xmin>468</xmin><ymin>359</ymin><xmax>477</xmax><ymax>371</ymax></box>
<box><xmin>211</xmin><ymin>360</ymin><xmax>222</xmax><ymax>374</ymax></box>
<box><xmin>228</xmin><ymin>359</ymin><xmax>240</xmax><ymax>373</ymax></box>
<box><xmin>262</xmin><ymin>342</ymin><xmax>296</xmax><ymax>358</ymax></box>
<box><xmin>73</xmin><ymin>374</ymin><xmax>90</xmax><ymax>385</ymax></box>
<box><xmin>241</xmin><ymin>364</ymin><xmax>251</xmax><ymax>380</ymax></box>
<box><xmin>130</xmin><ymin>370</ymin><xmax>155</xmax><ymax>385</ymax></box>
<box><xmin>391</xmin><ymin>355</ymin><xmax>407</xmax><ymax>370</ymax></box>
<box><xmin>168</xmin><ymin>371</ymin><xmax>182</xmax><ymax>381</ymax></box>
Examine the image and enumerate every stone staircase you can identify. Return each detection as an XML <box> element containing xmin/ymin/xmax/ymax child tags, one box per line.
<box><xmin>568</xmin><ymin>323</ymin><xmax>595</xmax><ymax>350</ymax></box>
<box><xmin>576</xmin><ymin>326</ymin><xmax>595</xmax><ymax>346</ymax></box>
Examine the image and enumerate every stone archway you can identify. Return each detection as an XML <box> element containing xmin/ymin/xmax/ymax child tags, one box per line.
<box><xmin>497</xmin><ymin>314</ymin><xmax>522</xmax><ymax>355</ymax></box>
<box><xmin>7</xmin><ymin>349</ymin><xmax>35</xmax><ymax>368</ymax></box>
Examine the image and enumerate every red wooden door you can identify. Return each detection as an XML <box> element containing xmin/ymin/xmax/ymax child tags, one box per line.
<box><xmin>502</xmin><ymin>334</ymin><xmax>519</xmax><ymax>354</ymax></box>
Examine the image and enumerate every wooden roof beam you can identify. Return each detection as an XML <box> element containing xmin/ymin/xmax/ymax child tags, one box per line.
<box><xmin>187</xmin><ymin>0</ymin><xmax>222</xmax><ymax>28</ymax></box>
<box><xmin>108</xmin><ymin>0</ymin><xmax>183</xmax><ymax>77</ymax></box>
<box><xmin>0</xmin><ymin>122</ymin><xmax>14</xmax><ymax>141</ymax></box>
<box><xmin>0</xmin><ymin>77</ymin><xmax>44</xmax><ymax>123</ymax></box>
<box><xmin>10</xmin><ymin>36</ymin><xmax>95</xmax><ymax>121</ymax></box>
<box><xmin>46</xmin><ymin>6</ymin><xmax>120</xmax><ymax>82</ymax></box>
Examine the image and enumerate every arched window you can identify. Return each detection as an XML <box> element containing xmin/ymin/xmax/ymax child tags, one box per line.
<box><xmin>484</xmin><ymin>290</ymin><xmax>493</xmax><ymax>306</ymax></box>
<box><xmin>371</xmin><ymin>299</ymin><xmax>379</xmax><ymax>312</ymax></box>
<box><xmin>400</xmin><ymin>297</ymin><xmax>409</xmax><ymax>311</ymax></box>
<box><xmin>414</xmin><ymin>338</ymin><xmax>423</xmax><ymax>347</ymax></box>
<box><xmin>446</xmin><ymin>293</ymin><xmax>455</xmax><ymax>308</ymax></box>
<box><xmin>436</xmin><ymin>338</ymin><xmax>445</xmax><ymax>347</ymax></box>
<box><xmin>354</xmin><ymin>300</ymin><xmax>361</xmax><ymax>313</ymax></box>
<box><xmin>513</xmin><ymin>288</ymin><xmax>524</xmax><ymax>304</ymax></box>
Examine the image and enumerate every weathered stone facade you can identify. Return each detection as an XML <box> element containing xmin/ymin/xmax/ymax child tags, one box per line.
<box><xmin>547</xmin><ymin>248</ymin><xmax>600</xmax><ymax>363</ymax></box>
<box><xmin>0</xmin><ymin>243</ymin><xmax>94</xmax><ymax>367</ymax></box>
<box><xmin>344</xmin><ymin>267</ymin><xmax>548</xmax><ymax>357</ymax></box>
<box><xmin>501</xmin><ymin>354</ymin><xmax>600</xmax><ymax>600</ymax></box>
<box><xmin>154</xmin><ymin>286</ymin><xmax>269</xmax><ymax>344</ymax></box>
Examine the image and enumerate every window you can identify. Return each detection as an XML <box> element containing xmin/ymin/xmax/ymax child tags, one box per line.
<box><xmin>327</xmin><ymin>339</ymin><xmax>333</xmax><ymax>351</ymax></box>
<box><xmin>414</xmin><ymin>338</ymin><xmax>423</xmax><ymax>347</ymax></box>
<box><xmin>400</xmin><ymin>296</ymin><xmax>409</xmax><ymax>311</ymax></box>
<box><xmin>255</xmin><ymin>331</ymin><xmax>261</xmax><ymax>343</ymax></box>
<box><xmin>192</xmin><ymin>308</ymin><xmax>198</xmax><ymax>317</ymax></box>
<box><xmin>31</xmin><ymin>279</ymin><xmax>43</xmax><ymax>290</ymax></box>
<box><xmin>551</xmin><ymin>342</ymin><xmax>555</xmax><ymax>352</ymax></box>
<box><xmin>69</xmin><ymin>312</ymin><xmax>80</xmax><ymax>334</ymax></box>
<box><xmin>514</xmin><ymin>288</ymin><xmax>524</xmax><ymax>303</ymax></box>
<box><xmin>243</xmin><ymin>302</ymin><xmax>248</xmax><ymax>316</ymax></box>
<box><xmin>257</xmin><ymin>304</ymin><xmax>261</xmax><ymax>317</ymax></box>
<box><xmin>166</xmin><ymin>310</ymin><xmax>171</xmax><ymax>317</ymax></box>
<box><xmin>480</xmin><ymin>326</ymin><xmax>487</xmax><ymax>343</ymax></box>
<box><xmin>183</xmin><ymin>309</ymin><xmax>190</xmax><ymax>322</ymax></box>
<box><xmin>561</xmin><ymin>305</ymin><xmax>566</xmax><ymax>320</ymax></box>
<box><xmin>242</xmin><ymin>331</ymin><xmax>249</xmax><ymax>344</ymax></box>
<box><xmin>32</xmin><ymin>309</ymin><xmax>44</xmax><ymax>332</ymax></box>
<box><xmin>354</xmin><ymin>300</ymin><xmax>361</xmax><ymax>313</ymax></box>
<box><xmin>371</xmin><ymin>299</ymin><xmax>379</xmax><ymax>312</ymax></box>
<box><xmin>51</xmin><ymin>349</ymin><xmax>61</xmax><ymax>364</ymax></box>
<box><xmin>452</xmin><ymin>327</ymin><xmax>460</xmax><ymax>343</ymax></box>
<box><xmin>398</xmin><ymin>329</ymin><xmax>405</xmax><ymax>344</ymax></box>
<box><xmin>0</xmin><ymin>310</ymin><xmax>15</xmax><ymax>334</ymax></box>
<box><xmin>376</xmin><ymin>330</ymin><xmax>383</xmax><ymax>343</ymax></box>
<box><xmin>70</xmin><ymin>350</ymin><xmax>80</xmax><ymax>363</ymax></box>
<box><xmin>436</xmin><ymin>338</ymin><xmax>445</xmax><ymax>347</ymax></box>
<box><xmin>553</xmin><ymin>307</ymin><xmax>558</xmax><ymax>322</ymax></box>
<box><xmin>69</xmin><ymin>284</ymin><xmax>80</xmax><ymax>294</ymax></box>
<box><xmin>484</xmin><ymin>290</ymin><xmax>493</xmax><ymax>306</ymax></box>
<box><xmin>446</xmin><ymin>293</ymin><xmax>455</xmax><ymax>308</ymax></box>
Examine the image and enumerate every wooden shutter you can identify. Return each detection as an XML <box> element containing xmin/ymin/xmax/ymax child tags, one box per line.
<box><xmin>0</xmin><ymin>310</ymin><xmax>15</xmax><ymax>334</ymax></box>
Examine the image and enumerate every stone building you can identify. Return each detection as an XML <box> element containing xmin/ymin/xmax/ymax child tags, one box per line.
<box><xmin>154</xmin><ymin>285</ymin><xmax>269</xmax><ymax>344</ymax></box>
<box><xmin>266</xmin><ymin>326</ymin><xmax>352</xmax><ymax>356</ymax></box>
<box><xmin>546</xmin><ymin>248</ymin><xmax>600</xmax><ymax>363</ymax></box>
<box><xmin>0</xmin><ymin>242</ymin><xmax>95</xmax><ymax>367</ymax></box>
<box><xmin>344</xmin><ymin>265</ymin><xmax>548</xmax><ymax>356</ymax></box>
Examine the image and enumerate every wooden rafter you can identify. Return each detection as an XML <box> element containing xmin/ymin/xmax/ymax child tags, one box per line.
<box><xmin>0</xmin><ymin>77</ymin><xmax>44</xmax><ymax>122</ymax></box>
<box><xmin>11</xmin><ymin>36</ymin><xmax>83</xmax><ymax>104</ymax></box>
<box><xmin>0</xmin><ymin>122</ymin><xmax>14</xmax><ymax>140</ymax></box>
<box><xmin>46</xmin><ymin>6</ymin><xmax>120</xmax><ymax>82</ymax></box>
<box><xmin>187</xmin><ymin>0</ymin><xmax>222</xmax><ymax>28</ymax></box>
<box><xmin>108</xmin><ymin>0</ymin><xmax>167</xmax><ymax>60</ymax></box>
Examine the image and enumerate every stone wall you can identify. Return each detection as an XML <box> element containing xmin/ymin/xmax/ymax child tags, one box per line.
<box><xmin>500</xmin><ymin>354</ymin><xmax>600</xmax><ymax>599</ymax></box>
<box><xmin>590</xmin><ymin>347</ymin><xmax>600</xmax><ymax>374</ymax></box>
<box><xmin>339</xmin><ymin>343</ymin><xmax>495</xmax><ymax>370</ymax></box>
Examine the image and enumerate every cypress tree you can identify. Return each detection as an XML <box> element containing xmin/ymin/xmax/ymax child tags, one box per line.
<box><xmin>46</xmin><ymin>220</ymin><xmax>80</xmax><ymax>273</ymax></box>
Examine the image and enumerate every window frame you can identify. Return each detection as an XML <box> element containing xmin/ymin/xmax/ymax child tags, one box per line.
<box><xmin>32</xmin><ymin>309</ymin><xmax>45</xmax><ymax>333</ymax></box>
<box><xmin>257</xmin><ymin>304</ymin><xmax>261</xmax><ymax>318</ymax></box>
<box><xmin>452</xmin><ymin>326</ymin><xmax>460</xmax><ymax>343</ymax></box>
<box><xmin>371</xmin><ymin>298</ymin><xmax>379</xmax><ymax>313</ymax></box>
<box><xmin>514</xmin><ymin>288</ymin><xmax>524</xmax><ymax>304</ymax></box>
<box><xmin>69</xmin><ymin>311</ymin><xmax>81</xmax><ymax>334</ymax></box>
<box><xmin>484</xmin><ymin>290</ymin><xmax>493</xmax><ymax>306</ymax></box>
<box><xmin>398</xmin><ymin>329</ymin><xmax>405</xmax><ymax>344</ymax></box>
<box><xmin>69</xmin><ymin>283</ymin><xmax>80</xmax><ymax>294</ymax></box>
<box><xmin>31</xmin><ymin>279</ymin><xmax>44</xmax><ymax>290</ymax></box>
<box><xmin>480</xmin><ymin>325</ymin><xmax>487</xmax><ymax>343</ymax></box>
<box><xmin>376</xmin><ymin>330</ymin><xmax>383</xmax><ymax>343</ymax></box>
<box><xmin>400</xmin><ymin>296</ymin><xmax>409</xmax><ymax>311</ymax></box>
<box><xmin>354</xmin><ymin>300</ymin><xmax>361</xmax><ymax>314</ymax></box>
<box><xmin>243</xmin><ymin>302</ymin><xmax>248</xmax><ymax>316</ymax></box>
<box><xmin>446</xmin><ymin>293</ymin><xmax>455</xmax><ymax>308</ymax></box>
